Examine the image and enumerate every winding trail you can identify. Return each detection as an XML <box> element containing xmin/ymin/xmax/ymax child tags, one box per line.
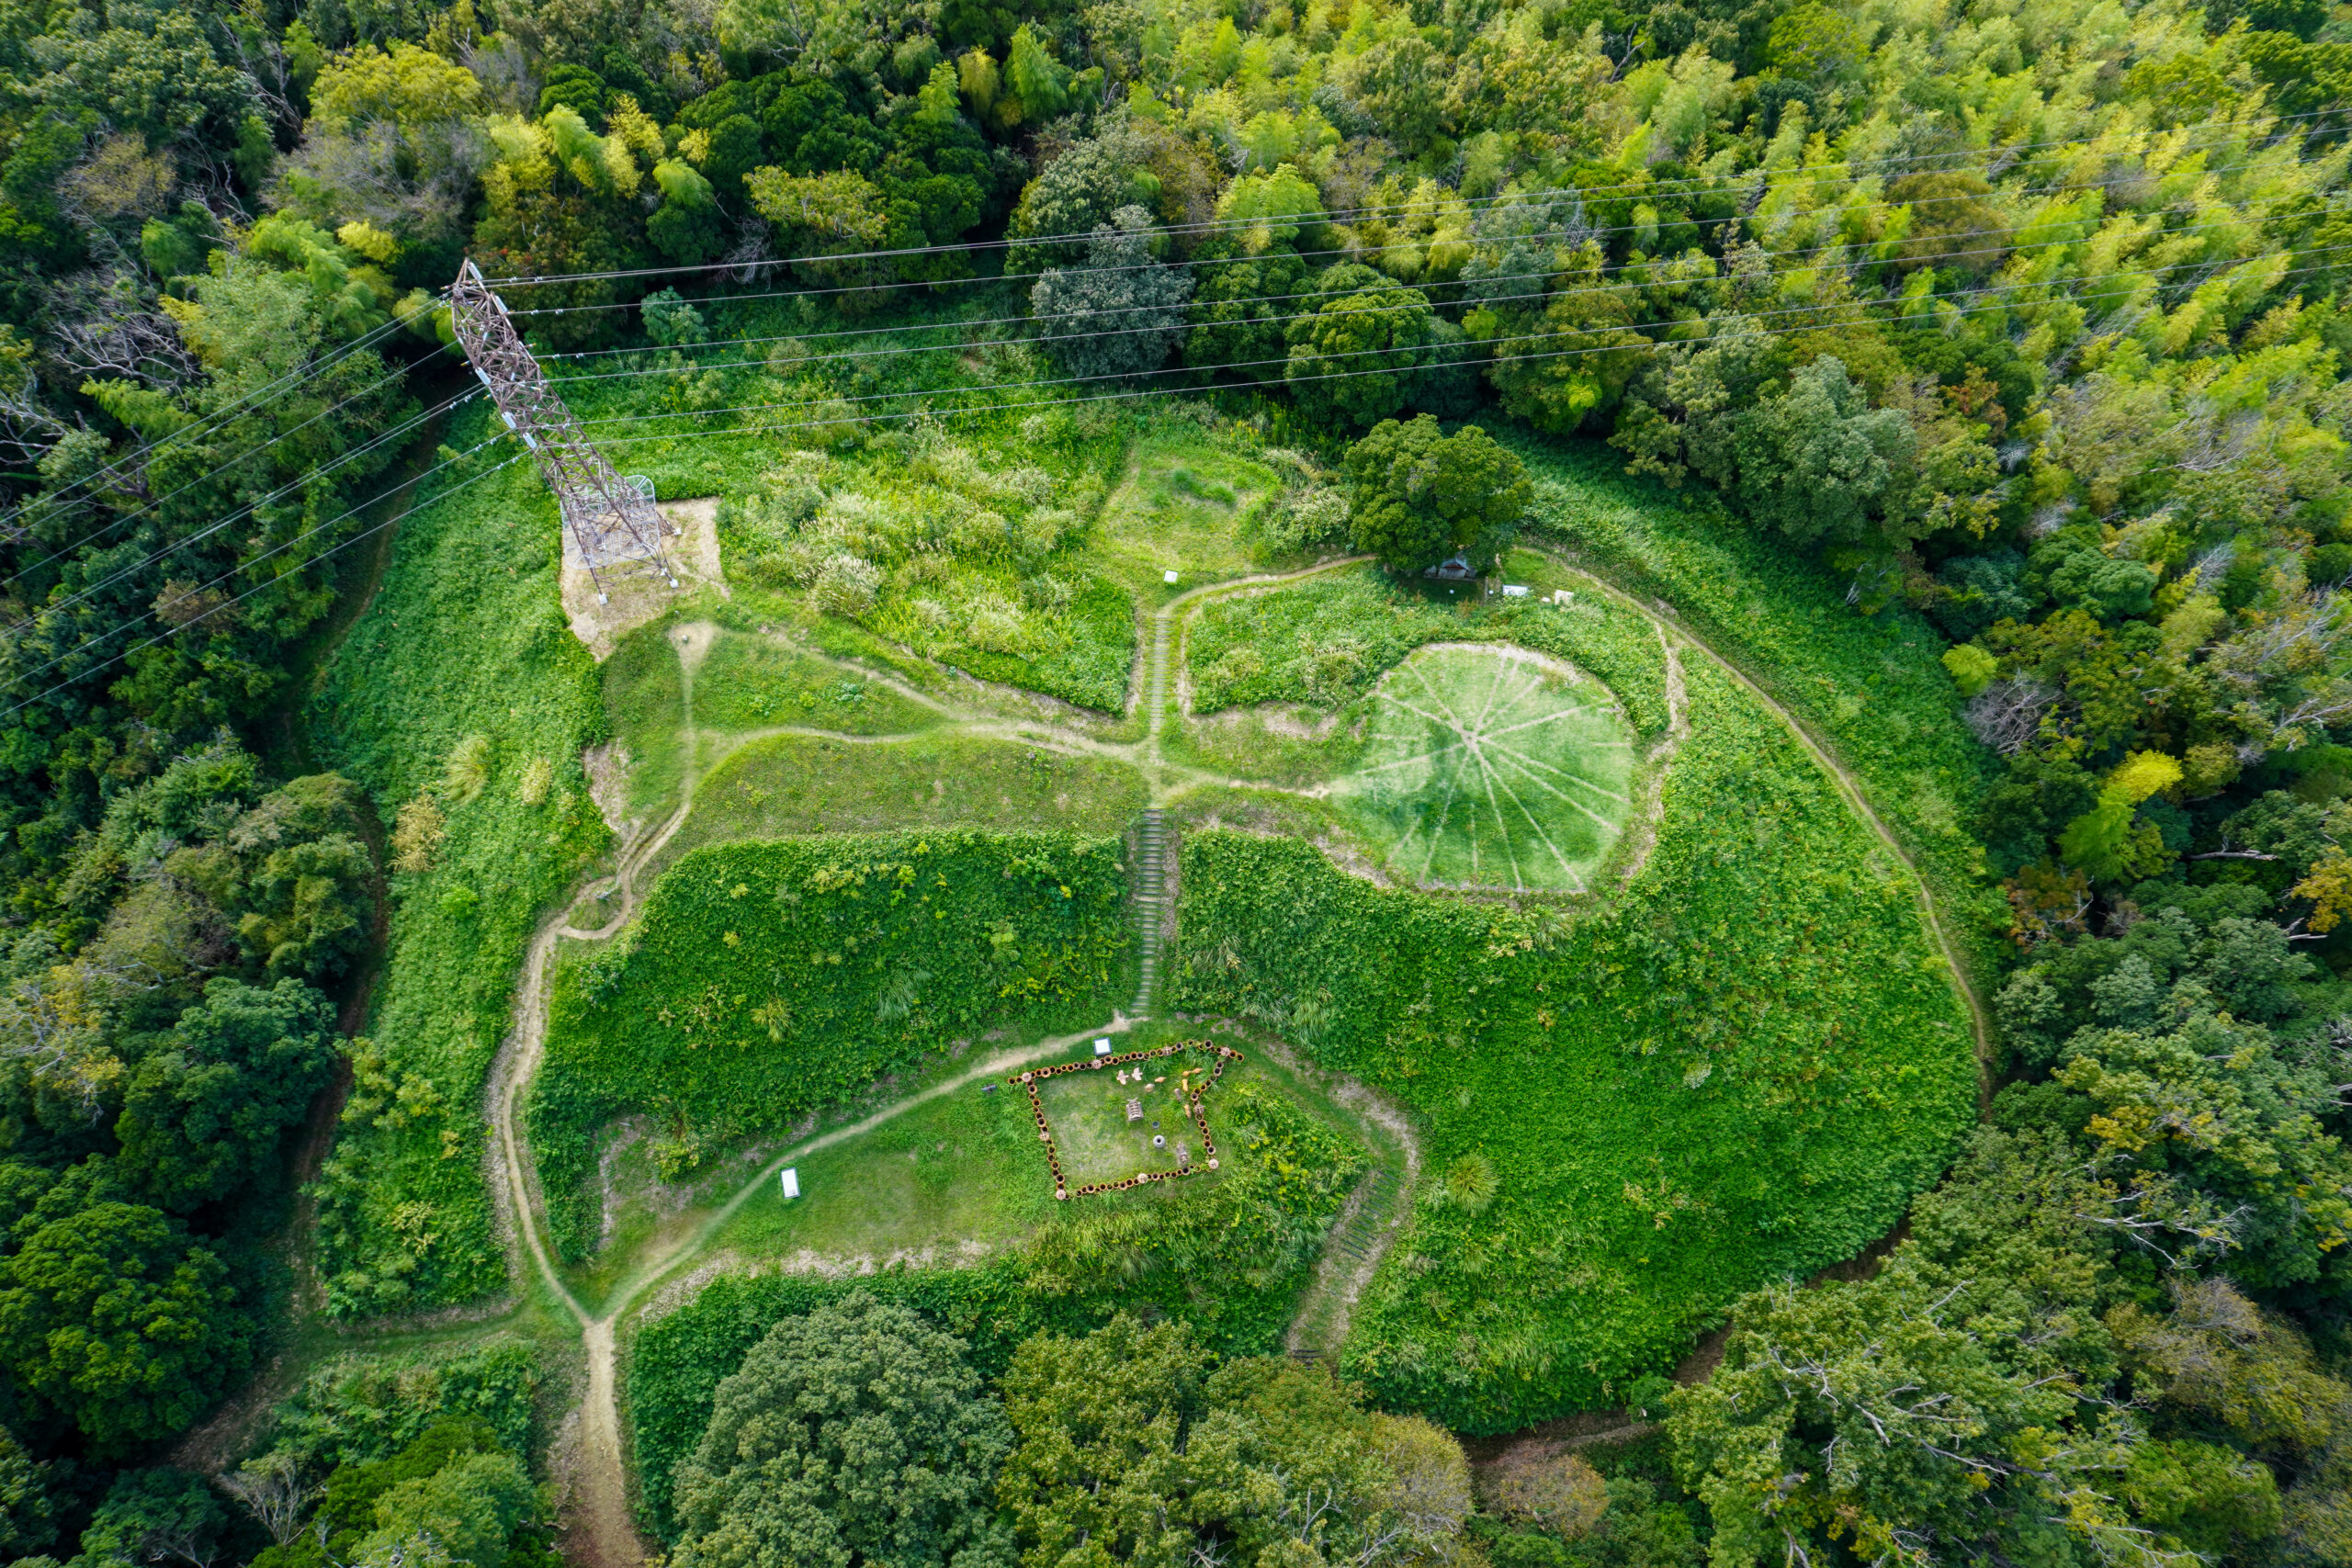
<box><xmin>478</xmin><ymin>549</ymin><xmax>1989</xmax><ymax>1563</ymax></box>
<box><xmin>503</xmin><ymin>565</ymin><xmax>1369</xmax><ymax>1562</ymax></box>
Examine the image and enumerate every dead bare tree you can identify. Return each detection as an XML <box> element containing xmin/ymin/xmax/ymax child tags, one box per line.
<box><xmin>1965</xmin><ymin>678</ymin><xmax>2057</xmax><ymax>755</ymax></box>
<box><xmin>220</xmin><ymin>1451</ymin><xmax>321</xmax><ymax>1547</ymax></box>
<box><xmin>46</xmin><ymin>268</ymin><xmax>200</xmax><ymax>389</ymax></box>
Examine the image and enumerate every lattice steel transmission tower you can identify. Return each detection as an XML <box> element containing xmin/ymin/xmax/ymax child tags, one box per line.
<box><xmin>447</xmin><ymin>259</ymin><xmax>677</xmax><ymax>602</ymax></box>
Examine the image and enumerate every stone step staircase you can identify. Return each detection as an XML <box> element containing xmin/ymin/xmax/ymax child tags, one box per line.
<box><xmin>1131</xmin><ymin>807</ymin><xmax>1167</xmax><ymax>1017</ymax></box>
<box><xmin>1289</xmin><ymin>1168</ymin><xmax>1389</xmax><ymax>1364</ymax></box>
<box><xmin>1146</xmin><ymin>615</ymin><xmax>1174</xmax><ymax>738</ymax></box>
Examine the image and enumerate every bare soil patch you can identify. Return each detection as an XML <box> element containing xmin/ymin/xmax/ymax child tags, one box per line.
<box><xmin>560</xmin><ymin>497</ymin><xmax>724</xmax><ymax>660</ymax></box>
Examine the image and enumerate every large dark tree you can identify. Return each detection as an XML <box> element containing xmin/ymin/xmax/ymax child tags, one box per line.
<box><xmin>115</xmin><ymin>976</ymin><xmax>340</xmax><ymax>1212</ymax></box>
<box><xmin>1341</xmin><ymin>415</ymin><xmax>1532</xmax><ymax>572</ymax></box>
<box><xmin>671</xmin><ymin>1291</ymin><xmax>1015</xmax><ymax>1568</ymax></box>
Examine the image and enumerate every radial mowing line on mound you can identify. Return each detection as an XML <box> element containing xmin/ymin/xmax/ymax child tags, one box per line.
<box><xmin>1467</xmin><ymin>660</ymin><xmax>1513</xmax><ymax>738</ymax></box>
<box><xmin>1480</xmin><ymin>699</ymin><xmax>1612</xmax><ymax>739</ymax></box>
<box><xmin>1472</xmin><ymin>749</ymin><xmax>1527</xmax><ymax>890</ymax></box>
<box><xmin>1498</xmin><ymin>745</ymin><xmax>1631</xmax><ymax>807</ymax></box>
<box><xmin>1488</xmin><ymin>749</ymin><xmax>1623</xmax><ymax>835</ymax></box>
<box><xmin>1486</xmin><ymin>752</ymin><xmax>1585</xmax><ymax>889</ymax></box>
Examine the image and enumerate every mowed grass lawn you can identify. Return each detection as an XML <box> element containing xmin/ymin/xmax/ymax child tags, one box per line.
<box><xmin>658</xmin><ymin>731</ymin><xmax>1148</xmax><ymax>873</ymax></box>
<box><xmin>708</xmin><ymin>1038</ymin><xmax>1364</xmax><ymax>1265</ymax></box>
<box><xmin>1329</xmin><ymin>643</ymin><xmax>1637</xmax><ymax>894</ymax></box>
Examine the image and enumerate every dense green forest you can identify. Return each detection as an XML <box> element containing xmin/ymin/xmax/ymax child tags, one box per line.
<box><xmin>1</xmin><ymin>0</ymin><xmax>2351</xmax><ymax>1552</ymax></box>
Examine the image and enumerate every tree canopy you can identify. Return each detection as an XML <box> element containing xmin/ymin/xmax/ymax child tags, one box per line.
<box><xmin>1342</xmin><ymin>417</ymin><xmax>1532</xmax><ymax>573</ymax></box>
<box><xmin>671</xmin><ymin>1291</ymin><xmax>1017</xmax><ymax>1568</ymax></box>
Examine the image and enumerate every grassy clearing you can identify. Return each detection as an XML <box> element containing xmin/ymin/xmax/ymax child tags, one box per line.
<box><xmin>1506</xmin><ymin>436</ymin><xmax>2001</xmax><ymax>968</ymax></box>
<box><xmin>1170</xmin><ymin>658</ymin><xmax>1977</xmax><ymax>1431</ymax></box>
<box><xmin>602</xmin><ymin>623</ymin><xmax>690</xmax><ymax>824</ymax></box>
<box><xmin>1039</xmin><ymin>1058</ymin><xmax>1200</xmax><ymax>1187</ymax></box>
<box><xmin>658</xmin><ymin>732</ymin><xmax>1148</xmax><ymax>872</ymax></box>
<box><xmin>1330</xmin><ymin>644</ymin><xmax>1636</xmax><ymax>894</ymax></box>
<box><xmin>1170</xmin><ymin>706</ymin><xmax>1361</xmax><ymax>791</ymax></box>
<box><xmin>691</xmin><ymin>628</ymin><xmax>945</xmax><ymax>735</ymax></box>
<box><xmin>531</xmin><ymin>831</ymin><xmax>1133</xmax><ymax>1261</ymax></box>
<box><xmin>711</xmin><ymin>1077</ymin><xmax>1057</xmax><ymax>1265</ymax></box>
<box><xmin>1091</xmin><ymin>434</ymin><xmax>1283</xmax><ymax>596</ymax></box>
<box><xmin>301</xmin><ymin>402</ymin><xmax>612</xmax><ymax>1317</ymax></box>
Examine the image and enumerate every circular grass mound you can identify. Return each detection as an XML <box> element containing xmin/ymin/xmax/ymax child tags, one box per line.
<box><xmin>1329</xmin><ymin>643</ymin><xmax>1635</xmax><ymax>893</ymax></box>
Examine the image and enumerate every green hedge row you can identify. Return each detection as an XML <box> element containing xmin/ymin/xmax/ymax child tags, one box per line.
<box><xmin>533</xmin><ymin>831</ymin><xmax>1134</xmax><ymax>1259</ymax></box>
<box><xmin>1169</xmin><ymin>660</ymin><xmax>1978</xmax><ymax>1431</ymax></box>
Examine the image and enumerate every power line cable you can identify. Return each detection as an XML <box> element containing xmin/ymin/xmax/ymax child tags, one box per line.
<box><xmin>486</xmin><ymin>107</ymin><xmax>2350</xmax><ymax>294</ymax></box>
<box><xmin>0</xmin><ymin>447</ymin><xmax>529</xmax><ymax>727</ymax></box>
<box><xmin>531</xmin><ymin>210</ymin><xmax>2329</xmax><ymax>394</ymax></box>
<box><xmin>4</xmin><ymin>389</ymin><xmax>475</xmax><ymax>640</ymax></box>
<box><xmin>13</xmin><ymin>236</ymin><xmax>2305</xmax><ymax>707</ymax></box>
<box><xmin>2</xmin><ymin>339</ymin><xmax>442</xmax><ymax>596</ymax></box>
<box><xmin>503</xmin><ymin>132</ymin><xmax>2336</xmax><ymax>319</ymax></box>
<box><xmin>31</xmin><ymin>135</ymin><xmax>2277</xmax><ymax>575</ymax></box>
<box><xmin>538</xmin><ymin>196</ymin><xmax>2302</xmax><ymax>371</ymax></box>
<box><xmin>15</xmin><ymin>231</ymin><xmax>2338</xmax><ymax>711</ymax></box>
<box><xmin>11</xmin><ymin>104</ymin><xmax>2323</xmax><ymax>592</ymax></box>
<box><xmin>11</xmin><ymin>310</ymin><xmax>419</xmax><ymax>535</ymax></box>
<box><xmin>534</xmin><ymin>244</ymin><xmax>2352</xmax><ymax>440</ymax></box>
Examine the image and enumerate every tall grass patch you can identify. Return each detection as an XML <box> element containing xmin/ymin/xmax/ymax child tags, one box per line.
<box><xmin>532</xmin><ymin>830</ymin><xmax>1133</xmax><ymax>1259</ymax></box>
<box><xmin>1170</xmin><ymin>660</ymin><xmax>1977</xmax><ymax>1430</ymax></box>
<box><xmin>713</xmin><ymin>420</ymin><xmax>1137</xmax><ymax>712</ymax></box>
<box><xmin>302</xmin><ymin>408</ymin><xmax>612</xmax><ymax>1316</ymax></box>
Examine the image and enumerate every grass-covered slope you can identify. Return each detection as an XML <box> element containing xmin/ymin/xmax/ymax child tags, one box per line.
<box><xmin>658</xmin><ymin>732</ymin><xmax>1148</xmax><ymax>870</ymax></box>
<box><xmin>303</xmin><ymin>418</ymin><xmax>613</xmax><ymax>1316</ymax></box>
<box><xmin>1509</xmin><ymin>437</ymin><xmax>2002</xmax><ymax>964</ymax></box>
<box><xmin>1170</xmin><ymin>660</ymin><xmax>1977</xmax><ymax>1430</ymax></box>
<box><xmin>532</xmin><ymin>830</ymin><xmax>1133</xmax><ymax>1259</ymax></box>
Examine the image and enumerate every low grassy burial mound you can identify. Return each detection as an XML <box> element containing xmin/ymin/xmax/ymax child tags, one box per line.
<box><xmin>1095</xmin><ymin>432</ymin><xmax>1283</xmax><ymax>592</ymax></box>
<box><xmin>530</xmin><ymin>832</ymin><xmax>1133</xmax><ymax>1260</ymax></box>
<box><xmin>1185</xmin><ymin>563</ymin><xmax>1671</xmax><ymax>736</ymax></box>
<box><xmin>1329</xmin><ymin>644</ymin><xmax>1635</xmax><ymax>894</ymax></box>
<box><xmin>1170</xmin><ymin>660</ymin><xmax>1977</xmax><ymax>1430</ymax></box>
